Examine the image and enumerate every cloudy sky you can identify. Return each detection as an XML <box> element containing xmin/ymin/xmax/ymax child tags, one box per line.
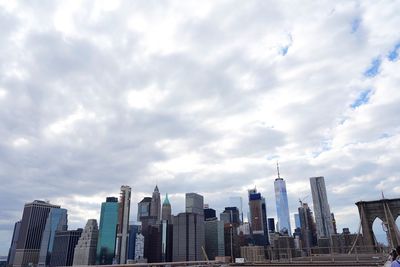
<box><xmin>1</xmin><ymin>0</ymin><xmax>400</xmax><ymax>255</ymax></box>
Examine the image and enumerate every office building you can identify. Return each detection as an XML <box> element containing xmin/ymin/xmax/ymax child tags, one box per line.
<box><xmin>185</xmin><ymin>193</ymin><xmax>204</xmax><ymax>215</ymax></box>
<box><xmin>73</xmin><ymin>219</ymin><xmax>98</xmax><ymax>265</ymax></box>
<box><xmin>274</xmin><ymin>163</ymin><xmax>291</xmax><ymax>235</ymax></box>
<box><xmin>221</xmin><ymin>207</ymin><xmax>240</xmax><ymax>225</ymax></box>
<box><xmin>248</xmin><ymin>189</ymin><xmax>264</xmax><ymax>234</ymax></box>
<box><xmin>298</xmin><ymin>202</ymin><xmax>317</xmax><ymax>249</ymax></box>
<box><xmin>173</xmin><ymin>193</ymin><xmax>205</xmax><ymax>261</ymax></box>
<box><xmin>134</xmin><ymin>233</ymin><xmax>144</xmax><ymax>261</ymax></box>
<box><xmin>13</xmin><ymin>200</ymin><xmax>60</xmax><ymax>267</ymax></box>
<box><xmin>310</xmin><ymin>176</ymin><xmax>334</xmax><ymax>238</ymax></box>
<box><xmin>204</xmin><ymin>220</ymin><xmax>225</xmax><ymax>260</ymax></box>
<box><xmin>161</xmin><ymin>194</ymin><xmax>172</xmax><ymax>222</ymax></box>
<box><xmin>49</xmin><ymin>229</ymin><xmax>82</xmax><ymax>267</ymax></box>
<box><xmin>267</xmin><ymin>218</ymin><xmax>275</xmax><ymax>233</ymax></box>
<box><xmin>127</xmin><ymin>225</ymin><xmax>140</xmax><ymax>261</ymax></box>
<box><xmin>137</xmin><ymin>197</ymin><xmax>152</xmax><ymax>221</ymax></box>
<box><xmin>172</xmin><ymin>212</ymin><xmax>205</xmax><ymax>261</ymax></box>
<box><xmin>150</xmin><ymin>185</ymin><xmax>161</xmax><ymax>221</ymax></box>
<box><xmin>161</xmin><ymin>220</ymin><xmax>173</xmax><ymax>262</ymax></box>
<box><xmin>229</xmin><ymin>196</ymin><xmax>243</xmax><ymax>223</ymax></box>
<box><xmin>38</xmin><ymin>208</ymin><xmax>68</xmax><ymax>267</ymax></box>
<box><xmin>7</xmin><ymin>221</ymin><xmax>21</xmax><ymax>266</ymax></box>
<box><xmin>204</xmin><ymin>208</ymin><xmax>217</xmax><ymax>221</ymax></box>
<box><xmin>116</xmin><ymin>185</ymin><xmax>131</xmax><ymax>264</ymax></box>
<box><xmin>96</xmin><ymin>197</ymin><xmax>119</xmax><ymax>265</ymax></box>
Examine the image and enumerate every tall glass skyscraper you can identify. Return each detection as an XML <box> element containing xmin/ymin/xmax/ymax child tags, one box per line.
<box><xmin>96</xmin><ymin>197</ymin><xmax>119</xmax><ymax>265</ymax></box>
<box><xmin>274</xmin><ymin>164</ymin><xmax>291</xmax><ymax>235</ymax></box>
<box><xmin>14</xmin><ymin>200</ymin><xmax>60</xmax><ymax>267</ymax></box>
<box><xmin>38</xmin><ymin>208</ymin><xmax>68</xmax><ymax>267</ymax></box>
<box><xmin>310</xmin><ymin>176</ymin><xmax>334</xmax><ymax>238</ymax></box>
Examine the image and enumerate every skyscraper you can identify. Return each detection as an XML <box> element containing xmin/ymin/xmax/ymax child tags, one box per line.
<box><xmin>173</xmin><ymin>193</ymin><xmax>205</xmax><ymax>261</ymax></box>
<box><xmin>73</xmin><ymin>219</ymin><xmax>98</xmax><ymax>266</ymax></box>
<box><xmin>127</xmin><ymin>225</ymin><xmax>140</xmax><ymax>261</ymax></box>
<box><xmin>274</xmin><ymin>163</ymin><xmax>291</xmax><ymax>235</ymax></box>
<box><xmin>161</xmin><ymin>193</ymin><xmax>172</xmax><ymax>222</ymax></box>
<box><xmin>204</xmin><ymin>220</ymin><xmax>225</xmax><ymax>260</ymax></box>
<box><xmin>298</xmin><ymin>202</ymin><xmax>318</xmax><ymax>249</ymax></box>
<box><xmin>229</xmin><ymin>197</ymin><xmax>243</xmax><ymax>223</ymax></box>
<box><xmin>185</xmin><ymin>193</ymin><xmax>204</xmax><ymax>215</ymax></box>
<box><xmin>248</xmin><ymin>189</ymin><xmax>264</xmax><ymax>234</ymax></box>
<box><xmin>38</xmin><ymin>208</ymin><xmax>68</xmax><ymax>267</ymax></box>
<box><xmin>7</xmin><ymin>221</ymin><xmax>21</xmax><ymax>267</ymax></box>
<box><xmin>13</xmin><ymin>200</ymin><xmax>60</xmax><ymax>267</ymax></box>
<box><xmin>50</xmin><ymin>229</ymin><xmax>82</xmax><ymax>267</ymax></box>
<box><xmin>310</xmin><ymin>176</ymin><xmax>334</xmax><ymax>239</ymax></box>
<box><xmin>137</xmin><ymin>197</ymin><xmax>152</xmax><ymax>221</ymax></box>
<box><xmin>116</xmin><ymin>185</ymin><xmax>131</xmax><ymax>264</ymax></box>
<box><xmin>96</xmin><ymin>197</ymin><xmax>119</xmax><ymax>265</ymax></box>
<box><xmin>150</xmin><ymin>185</ymin><xmax>161</xmax><ymax>221</ymax></box>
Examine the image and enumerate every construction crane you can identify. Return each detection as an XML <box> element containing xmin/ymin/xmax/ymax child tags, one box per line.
<box><xmin>299</xmin><ymin>195</ymin><xmax>309</xmax><ymax>206</ymax></box>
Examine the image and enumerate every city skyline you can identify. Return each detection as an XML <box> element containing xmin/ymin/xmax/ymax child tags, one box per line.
<box><xmin>1</xmin><ymin>0</ymin><xmax>400</xmax><ymax>257</ymax></box>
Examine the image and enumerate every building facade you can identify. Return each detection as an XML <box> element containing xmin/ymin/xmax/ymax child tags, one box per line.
<box><xmin>310</xmin><ymin>176</ymin><xmax>334</xmax><ymax>238</ymax></box>
<box><xmin>96</xmin><ymin>197</ymin><xmax>119</xmax><ymax>265</ymax></box>
<box><xmin>13</xmin><ymin>200</ymin><xmax>60</xmax><ymax>267</ymax></box>
<box><xmin>274</xmin><ymin>169</ymin><xmax>291</xmax><ymax>235</ymax></box>
<box><xmin>204</xmin><ymin>220</ymin><xmax>225</xmax><ymax>260</ymax></box>
<box><xmin>116</xmin><ymin>185</ymin><xmax>131</xmax><ymax>264</ymax></box>
<box><xmin>38</xmin><ymin>208</ymin><xmax>68</xmax><ymax>267</ymax></box>
<box><xmin>73</xmin><ymin>219</ymin><xmax>98</xmax><ymax>265</ymax></box>
<box><xmin>7</xmin><ymin>221</ymin><xmax>21</xmax><ymax>267</ymax></box>
<box><xmin>172</xmin><ymin>212</ymin><xmax>205</xmax><ymax>261</ymax></box>
<box><xmin>137</xmin><ymin>197</ymin><xmax>152</xmax><ymax>221</ymax></box>
<box><xmin>150</xmin><ymin>185</ymin><xmax>161</xmax><ymax>221</ymax></box>
<box><xmin>49</xmin><ymin>229</ymin><xmax>82</xmax><ymax>267</ymax></box>
<box><xmin>185</xmin><ymin>193</ymin><xmax>204</xmax><ymax>215</ymax></box>
<box><xmin>161</xmin><ymin>194</ymin><xmax>172</xmax><ymax>222</ymax></box>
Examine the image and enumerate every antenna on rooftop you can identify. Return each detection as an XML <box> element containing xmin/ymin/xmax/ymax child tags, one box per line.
<box><xmin>277</xmin><ymin>161</ymin><xmax>281</xmax><ymax>178</ymax></box>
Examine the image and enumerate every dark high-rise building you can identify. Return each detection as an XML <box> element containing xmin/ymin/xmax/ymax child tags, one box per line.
<box><xmin>150</xmin><ymin>185</ymin><xmax>161</xmax><ymax>221</ymax></box>
<box><xmin>38</xmin><ymin>208</ymin><xmax>68</xmax><ymax>267</ymax></box>
<box><xmin>204</xmin><ymin>220</ymin><xmax>225</xmax><ymax>260</ymax></box>
<box><xmin>267</xmin><ymin>218</ymin><xmax>275</xmax><ymax>233</ymax></box>
<box><xmin>137</xmin><ymin>197</ymin><xmax>152</xmax><ymax>221</ymax></box>
<box><xmin>221</xmin><ymin>207</ymin><xmax>240</xmax><ymax>225</ymax></box>
<box><xmin>172</xmin><ymin>213</ymin><xmax>205</xmax><ymax>261</ymax></box>
<box><xmin>204</xmin><ymin>208</ymin><xmax>216</xmax><ymax>221</ymax></box>
<box><xmin>49</xmin><ymin>229</ymin><xmax>82</xmax><ymax>267</ymax></box>
<box><xmin>298</xmin><ymin>202</ymin><xmax>318</xmax><ymax>249</ymax></box>
<box><xmin>185</xmin><ymin>193</ymin><xmax>204</xmax><ymax>215</ymax></box>
<box><xmin>173</xmin><ymin>193</ymin><xmax>205</xmax><ymax>261</ymax></box>
<box><xmin>161</xmin><ymin>194</ymin><xmax>172</xmax><ymax>222</ymax></box>
<box><xmin>96</xmin><ymin>197</ymin><xmax>119</xmax><ymax>265</ymax></box>
<box><xmin>161</xmin><ymin>220</ymin><xmax>173</xmax><ymax>262</ymax></box>
<box><xmin>127</xmin><ymin>225</ymin><xmax>140</xmax><ymax>261</ymax></box>
<box><xmin>116</xmin><ymin>185</ymin><xmax>131</xmax><ymax>264</ymax></box>
<box><xmin>248</xmin><ymin>190</ymin><xmax>264</xmax><ymax>234</ymax></box>
<box><xmin>13</xmin><ymin>200</ymin><xmax>60</xmax><ymax>267</ymax></box>
<box><xmin>7</xmin><ymin>221</ymin><xmax>21</xmax><ymax>266</ymax></box>
<box><xmin>310</xmin><ymin>176</ymin><xmax>334</xmax><ymax>239</ymax></box>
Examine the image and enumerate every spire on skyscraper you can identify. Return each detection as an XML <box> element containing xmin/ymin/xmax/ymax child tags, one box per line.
<box><xmin>163</xmin><ymin>193</ymin><xmax>170</xmax><ymax>206</ymax></box>
<box><xmin>276</xmin><ymin>161</ymin><xmax>282</xmax><ymax>180</ymax></box>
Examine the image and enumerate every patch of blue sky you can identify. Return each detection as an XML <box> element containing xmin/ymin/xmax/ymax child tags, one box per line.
<box><xmin>280</xmin><ymin>33</ymin><xmax>292</xmax><ymax>56</ymax></box>
<box><xmin>280</xmin><ymin>46</ymin><xmax>289</xmax><ymax>56</ymax></box>
<box><xmin>351</xmin><ymin>89</ymin><xmax>372</xmax><ymax>109</ymax></box>
<box><xmin>351</xmin><ymin>18</ymin><xmax>361</xmax><ymax>33</ymax></box>
<box><xmin>363</xmin><ymin>57</ymin><xmax>381</xmax><ymax>77</ymax></box>
<box><xmin>388</xmin><ymin>42</ymin><xmax>400</xmax><ymax>61</ymax></box>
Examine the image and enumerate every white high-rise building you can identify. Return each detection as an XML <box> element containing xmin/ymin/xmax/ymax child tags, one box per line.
<box><xmin>310</xmin><ymin>176</ymin><xmax>334</xmax><ymax>238</ymax></box>
<box><xmin>274</xmin><ymin>163</ymin><xmax>291</xmax><ymax>235</ymax></box>
<box><xmin>116</xmin><ymin>185</ymin><xmax>131</xmax><ymax>264</ymax></box>
<box><xmin>73</xmin><ymin>219</ymin><xmax>98</xmax><ymax>266</ymax></box>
